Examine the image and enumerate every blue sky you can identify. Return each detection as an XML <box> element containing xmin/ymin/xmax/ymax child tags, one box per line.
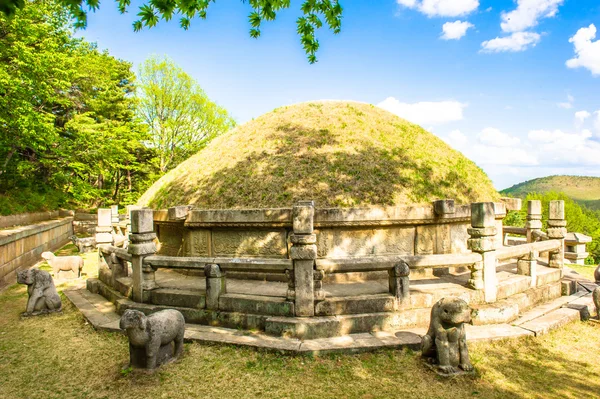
<box><xmin>80</xmin><ymin>0</ymin><xmax>600</xmax><ymax>190</ymax></box>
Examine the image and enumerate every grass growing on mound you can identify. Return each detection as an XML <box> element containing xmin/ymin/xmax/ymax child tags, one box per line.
<box><xmin>139</xmin><ymin>101</ymin><xmax>499</xmax><ymax>209</ymax></box>
<box><xmin>1</xmin><ymin>248</ymin><xmax>599</xmax><ymax>398</ymax></box>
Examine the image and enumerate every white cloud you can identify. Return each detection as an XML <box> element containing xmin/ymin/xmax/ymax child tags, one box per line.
<box><xmin>478</xmin><ymin>127</ymin><xmax>521</xmax><ymax>147</ymax></box>
<box><xmin>396</xmin><ymin>0</ymin><xmax>479</xmax><ymax>17</ymax></box>
<box><xmin>481</xmin><ymin>32</ymin><xmax>541</xmax><ymax>53</ymax></box>
<box><xmin>557</xmin><ymin>94</ymin><xmax>574</xmax><ymax>109</ymax></box>
<box><xmin>527</xmin><ymin>129</ymin><xmax>600</xmax><ymax>166</ymax></box>
<box><xmin>566</xmin><ymin>24</ymin><xmax>600</xmax><ymax>76</ymax></box>
<box><xmin>377</xmin><ymin>97</ymin><xmax>467</xmax><ymax>125</ymax></box>
<box><xmin>595</xmin><ymin>111</ymin><xmax>600</xmax><ymax>135</ymax></box>
<box><xmin>441</xmin><ymin>21</ymin><xmax>474</xmax><ymax>40</ymax></box>
<box><xmin>575</xmin><ymin>110</ymin><xmax>591</xmax><ymax>126</ymax></box>
<box><xmin>500</xmin><ymin>0</ymin><xmax>564</xmax><ymax>33</ymax></box>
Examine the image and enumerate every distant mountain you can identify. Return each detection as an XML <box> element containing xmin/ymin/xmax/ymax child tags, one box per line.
<box><xmin>501</xmin><ymin>175</ymin><xmax>600</xmax><ymax>210</ymax></box>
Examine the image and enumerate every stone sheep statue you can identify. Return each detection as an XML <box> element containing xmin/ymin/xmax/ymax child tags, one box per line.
<box><xmin>41</xmin><ymin>251</ymin><xmax>84</xmax><ymax>279</ymax></box>
<box><xmin>120</xmin><ymin>309</ymin><xmax>185</xmax><ymax>370</ymax></box>
<box><xmin>422</xmin><ymin>297</ymin><xmax>474</xmax><ymax>375</ymax></box>
<box><xmin>17</xmin><ymin>268</ymin><xmax>62</xmax><ymax>316</ymax></box>
<box><xmin>593</xmin><ymin>287</ymin><xmax>600</xmax><ymax>320</ymax></box>
<box><xmin>70</xmin><ymin>235</ymin><xmax>96</xmax><ymax>253</ymax></box>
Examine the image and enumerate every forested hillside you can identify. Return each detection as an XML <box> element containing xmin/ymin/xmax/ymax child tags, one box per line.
<box><xmin>502</xmin><ymin>176</ymin><xmax>600</xmax><ymax>210</ymax></box>
<box><xmin>0</xmin><ymin>0</ymin><xmax>234</xmax><ymax>215</ymax></box>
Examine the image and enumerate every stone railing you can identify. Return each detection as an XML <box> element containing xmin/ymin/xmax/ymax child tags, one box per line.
<box><xmin>98</xmin><ymin>201</ymin><xmax>560</xmax><ymax>315</ymax></box>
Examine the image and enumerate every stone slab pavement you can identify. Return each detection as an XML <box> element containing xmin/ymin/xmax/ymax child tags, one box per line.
<box><xmin>64</xmin><ymin>288</ymin><xmax>599</xmax><ymax>355</ymax></box>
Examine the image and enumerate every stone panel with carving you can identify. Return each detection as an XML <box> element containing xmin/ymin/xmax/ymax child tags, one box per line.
<box><xmin>183</xmin><ymin>230</ymin><xmax>210</xmax><ymax>256</ymax></box>
<box><xmin>317</xmin><ymin>227</ymin><xmax>415</xmax><ymax>258</ymax></box>
<box><xmin>212</xmin><ymin>230</ymin><xmax>288</xmax><ymax>258</ymax></box>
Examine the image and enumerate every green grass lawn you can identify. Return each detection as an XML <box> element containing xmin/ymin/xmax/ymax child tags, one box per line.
<box><xmin>1</xmin><ymin>248</ymin><xmax>599</xmax><ymax>398</ymax></box>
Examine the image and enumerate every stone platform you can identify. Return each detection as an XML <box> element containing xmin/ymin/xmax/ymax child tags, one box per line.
<box><xmin>64</xmin><ymin>281</ymin><xmax>598</xmax><ymax>354</ymax></box>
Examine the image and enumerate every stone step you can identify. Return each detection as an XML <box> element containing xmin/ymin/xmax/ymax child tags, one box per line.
<box><xmin>218</xmin><ymin>293</ymin><xmax>295</xmax><ymax>317</ymax></box>
<box><xmin>471</xmin><ymin>281</ymin><xmax>562</xmax><ymax>325</ymax></box>
<box><xmin>151</xmin><ymin>288</ymin><xmax>205</xmax><ymax>309</ymax></box>
<box><xmin>512</xmin><ymin>290</ymin><xmax>588</xmax><ymax>326</ymax></box>
<box><xmin>518</xmin><ymin>308</ymin><xmax>581</xmax><ymax>336</ymax></box>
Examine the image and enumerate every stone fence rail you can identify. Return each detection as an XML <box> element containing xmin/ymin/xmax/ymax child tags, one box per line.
<box><xmin>0</xmin><ymin>210</ymin><xmax>64</xmax><ymax>229</ymax></box>
<box><xmin>0</xmin><ymin>217</ymin><xmax>73</xmax><ymax>288</ymax></box>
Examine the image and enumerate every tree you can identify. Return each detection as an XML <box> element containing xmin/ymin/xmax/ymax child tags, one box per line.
<box><xmin>0</xmin><ymin>0</ymin><xmax>156</xmax><ymax>212</ymax></box>
<box><xmin>0</xmin><ymin>0</ymin><xmax>343</xmax><ymax>63</ymax></box>
<box><xmin>136</xmin><ymin>55</ymin><xmax>235</xmax><ymax>173</ymax></box>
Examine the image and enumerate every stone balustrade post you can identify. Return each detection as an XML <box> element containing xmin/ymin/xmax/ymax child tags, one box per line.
<box><xmin>468</xmin><ymin>202</ymin><xmax>498</xmax><ymax>303</ymax></box>
<box><xmin>95</xmin><ymin>208</ymin><xmax>113</xmax><ymax>246</ymax></box>
<box><xmin>128</xmin><ymin>209</ymin><xmax>158</xmax><ymax>303</ymax></box>
<box><xmin>517</xmin><ymin>250</ymin><xmax>538</xmax><ymax>287</ymax></box>
<box><xmin>110</xmin><ymin>205</ymin><xmax>119</xmax><ymax>225</ymax></box>
<box><xmin>205</xmin><ymin>264</ymin><xmax>225</xmax><ymax>310</ymax></box>
<box><xmin>547</xmin><ymin>200</ymin><xmax>566</xmax><ymax>270</ymax></box>
<box><xmin>526</xmin><ymin>200</ymin><xmax>542</xmax><ymax>243</ymax></box>
<box><xmin>290</xmin><ymin>201</ymin><xmax>317</xmax><ymax>317</ymax></box>
<box><xmin>389</xmin><ymin>261</ymin><xmax>410</xmax><ymax>306</ymax></box>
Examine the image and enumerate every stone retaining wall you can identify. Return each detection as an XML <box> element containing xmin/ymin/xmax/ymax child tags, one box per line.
<box><xmin>0</xmin><ymin>217</ymin><xmax>73</xmax><ymax>289</ymax></box>
<box><xmin>0</xmin><ymin>211</ymin><xmax>63</xmax><ymax>229</ymax></box>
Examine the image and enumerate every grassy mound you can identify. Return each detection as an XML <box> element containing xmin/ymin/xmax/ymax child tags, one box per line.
<box><xmin>139</xmin><ymin>101</ymin><xmax>499</xmax><ymax>209</ymax></box>
<box><xmin>502</xmin><ymin>175</ymin><xmax>600</xmax><ymax>210</ymax></box>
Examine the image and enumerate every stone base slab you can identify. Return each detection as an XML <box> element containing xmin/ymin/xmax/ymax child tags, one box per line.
<box><xmin>64</xmin><ymin>287</ymin><xmax>597</xmax><ymax>355</ymax></box>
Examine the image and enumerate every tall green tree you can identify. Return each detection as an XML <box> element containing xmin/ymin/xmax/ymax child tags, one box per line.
<box><xmin>0</xmin><ymin>0</ymin><xmax>155</xmax><ymax>213</ymax></box>
<box><xmin>136</xmin><ymin>55</ymin><xmax>235</xmax><ymax>173</ymax></box>
<box><xmin>1</xmin><ymin>0</ymin><xmax>343</xmax><ymax>63</ymax></box>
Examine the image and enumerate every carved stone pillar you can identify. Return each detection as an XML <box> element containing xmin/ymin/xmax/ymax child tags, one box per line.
<box><xmin>547</xmin><ymin>200</ymin><xmax>566</xmax><ymax>270</ymax></box>
<box><xmin>205</xmin><ymin>264</ymin><xmax>225</xmax><ymax>310</ymax></box>
<box><xmin>389</xmin><ymin>261</ymin><xmax>410</xmax><ymax>306</ymax></box>
<box><xmin>468</xmin><ymin>202</ymin><xmax>498</xmax><ymax>303</ymax></box>
<box><xmin>290</xmin><ymin>201</ymin><xmax>316</xmax><ymax>317</ymax></box>
<box><xmin>517</xmin><ymin>250</ymin><xmax>538</xmax><ymax>287</ymax></box>
<box><xmin>526</xmin><ymin>200</ymin><xmax>542</xmax><ymax>243</ymax></box>
<box><xmin>128</xmin><ymin>209</ymin><xmax>158</xmax><ymax>303</ymax></box>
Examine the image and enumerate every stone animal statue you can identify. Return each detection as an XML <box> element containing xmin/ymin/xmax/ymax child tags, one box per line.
<box><xmin>41</xmin><ymin>251</ymin><xmax>84</xmax><ymax>278</ymax></box>
<box><xmin>422</xmin><ymin>297</ymin><xmax>473</xmax><ymax>375</ymax></box>
<box><xmin>594</xmin><ymin>264</ymin><xmax>600</xmax><ymax>283</ymax></box>
<box><xmin>70</xmin><ymin>235</ymin><xmax>96</xmax><ymax>253</ymax></box>
<box><xmin>17</xmin><ymin>268</ymin><xmax>62</xmax><ymax>316</ymax></box>
<box><xmin>111</xmin><ymin>231</ymin><xmax>127</xmax><ymax>248</ymax></box>
<box><xmin>120</xmin><ymin>309</ymin><xmax>185</xmax><ymax>370</ymax></box>
<box><xmin>593</xmin><ymin>287</ymin><xmax>600</xmax><ymax>319</ymax></box>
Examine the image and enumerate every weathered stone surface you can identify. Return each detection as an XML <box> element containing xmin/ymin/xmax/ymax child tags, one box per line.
<box><xmin>471</xmin><ymin>202</ymin><xmax>495</xmax><ymax>228</ymax></box>
<box><xmin>156</xmin><ymin>224</ymin><xmax>184</xmax><ymax>256</ymax></box>
<box><xmin>212</xmin><ymin>230</ymin><xmax>287</xmax><ymax>258</ymax></box>
<box><xmin>294</xmin><ymin>259</ymin><xmax>315</xmax><ymax>316</ymax></box>
<box><xmin>168</xmin><ymin>206</ymin><xmax>191</xmax><ymax>221</ymax></box>
<box><xmin>151</xmin><ymin>288</ymin><xmax>205</xmax><ymax>309</ymax></box>
<box><xmin>184</xmin><ymin>230</ymin><xmax>210</xmax><ymax>256</ymax></box>
<box><xmin>317</xmin><ymin>227</ymin><xmax>415</xmax><ymax>258</ymax></box>
<box><xmin>70</xmin><ymin>235</ymin><xmax>96</xmax><ymax>253</ymax></box>
<box><xmin>519</xmin><ymin>307</ymin><xmax>580</xmax><ymax>336</ymax></box>
<box><xmin>131</xmin><ymin>209</ymin><xmax>154</xmax><ymax>234</ymax></box>
<box><xmin>421</xmin><ymin>298</ymin><xmax>473</xmax><ymax>375</ymax></box>
<box><xmin>219</xmin><ymin>293</ymin><xmax>294</xmax><ymax>316</ymax></box>
<box><xmin>449</xmin><ymin>223</ymin><xmax>469</xmax><ymax>254</ymax></box>
<box><xmin>290</xmin><ymin>233</ymin><xmax>317</xmax><ymax>245</ymax></box>
<box><xmin>205</xmin><ymin>264</ymin><xmax>225</xmax><ymax>310</ymax></box>
<box><xmin>549</xmin><ymin>200</ymin><xmax>565</xmax><ymax>221</ymax></box>
<box><xmin>315</xmin><ymin>295</ymin><xmax>396</xmax><ymax>316</ymax></box>
<box><xmin>293</xmin><ymin>201</ymin><xmax>315</xmax><ymax>234</ymax></box>
<box><xmin>433</xmin><ymin>199</ymin><xmax>455</xmax><ymax>216</ymax></box>
<box><xmin>500</xmin><ymin>197</ymin><xmax>522</xmax><ymax>211</ymax></box>
<box><xmin>290</xmin><ymin>244</ymin><xmax>317</xmax><ymax>260</ymax></box>
<box><xmin>527</xmin><ymin>200</ymin><xmax>542</xmax><ymax>217</ymax></box>
<box><xmin>120</xmin><ymin>309</ymin><xmax>185</xmax><ymax>369</ymax></box>
<box><xmin>17</xmin><ymin>268</ymin><xmax>62</xmax><ymax>316</ymax></box>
